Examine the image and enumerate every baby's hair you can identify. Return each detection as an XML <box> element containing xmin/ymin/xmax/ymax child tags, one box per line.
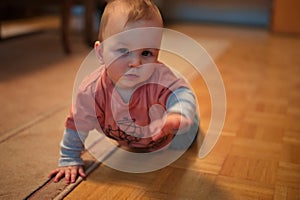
<box><xmin>98</xmin><ymin>0</ymin><xmax>163</xmax><ymax>41</ymax></box>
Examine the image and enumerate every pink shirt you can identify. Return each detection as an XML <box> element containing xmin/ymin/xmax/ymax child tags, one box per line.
<box><xmin>65</xmin><ymin>64</ymin><xmax>189</xmax><ymax>150</ymax></box>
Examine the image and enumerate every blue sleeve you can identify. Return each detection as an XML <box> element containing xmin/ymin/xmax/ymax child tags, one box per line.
<box><xmin>58</xmin><ymin>128</ymin><xmax>87</xmax><ymax>167</ymax></box>
<box><xmin>166</xmin><ymin>87</ymin><xmax>197</xmax><ymax>120</ymax></box>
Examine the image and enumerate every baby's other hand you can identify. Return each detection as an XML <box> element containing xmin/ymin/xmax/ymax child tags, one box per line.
<box><xmin>151</xmin><ymin>113</ymin><xmax>193</xmax><ymax>142</ymax></box>
<box><xmin>48</xmin><ymin>165</ymin><xmax>86</xmax><ymax>184</ymax></box>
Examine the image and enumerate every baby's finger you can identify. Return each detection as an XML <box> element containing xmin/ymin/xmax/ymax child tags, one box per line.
<box><xmin>70</xmin><ymin>168</ymin><xmax>78</xmax><ymax>183</ymax></box>
<box><xmin>53</xmin><ymin>170</ymin><xmax>65</xmax><ymax>183</ymax></box>
<box><xmin>48</xmin><ymin>168</ymin><xmax>60</xmax><ymax>178</ymax></box>
<box><xmin>148</xmin><ymin>119</ymin><xmax>163</xmax><ymax>137</ymax></box>
<box><xmin>151</xmin><ymin>131</ymin><xmax>165</xmax><ymax>142</ymax></box>
<box><xmin>64</xmin><ymin>169</ymin><xmax>71</xmax><ymax>184</ymax></box>
<box><xmin>78</xmin><ymin>167</ymin><xmax>86</xmax><ymax>178</ymax></box>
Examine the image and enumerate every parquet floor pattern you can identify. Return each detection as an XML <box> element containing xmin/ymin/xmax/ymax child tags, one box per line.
<box><xmin>65</xmin><ymin>25</ymin><xmax>300</xmax><ymax>200</ymax></box>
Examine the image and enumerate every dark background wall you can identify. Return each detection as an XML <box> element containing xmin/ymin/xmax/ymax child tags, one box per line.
<box><xmin>155</xmin><ymin>0</ymin><xmax>273</xmax><ymax>27</ymax></box>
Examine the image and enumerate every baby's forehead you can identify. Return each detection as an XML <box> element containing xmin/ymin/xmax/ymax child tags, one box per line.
<box><xmin>102</xmin><ymin>27</ymin><xmax>163</xmax><ymax>50</ymax></box>
<box><xmin>103</xmin><ymin>18</ymin><xmax>162</xmax><ymax>40</ymax></box>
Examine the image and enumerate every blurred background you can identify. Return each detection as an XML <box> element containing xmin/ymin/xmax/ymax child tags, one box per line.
<box><xmin>1</xmin><ymin>0</ymin><xmax>299</xmax><ymax>47</ymax></box>
<box><xmin>1</xmin><ymin>0</ymin><xmax>300</xmax><ymax>199</ymax></box>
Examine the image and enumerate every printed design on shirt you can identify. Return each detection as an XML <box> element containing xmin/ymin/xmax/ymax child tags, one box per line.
<box><xmin>103</xmin><ymin>117</ymin><xmax>170</xmax><ymax>149</ymax></box>
<box><xmin>103</xmin><ymin>117</ymin><xmax>142</xmax><ymax>146</ymax></box>
<box><xmin>117</xmin><ymin>117</ymin><xmax>144</xmax><ymax>138</ymax></box>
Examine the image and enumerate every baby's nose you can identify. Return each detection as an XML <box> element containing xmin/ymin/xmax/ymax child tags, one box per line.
<box><xmin>128</xmin><ymin>52</ymin><xmax>142</xmax><ymax>68</ymax></box>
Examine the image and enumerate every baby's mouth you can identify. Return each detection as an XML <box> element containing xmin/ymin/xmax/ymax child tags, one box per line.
<box><xmin>124</xmin><ymin>73</ymin><xmax>139</xmax><ymax>79</ymax></box>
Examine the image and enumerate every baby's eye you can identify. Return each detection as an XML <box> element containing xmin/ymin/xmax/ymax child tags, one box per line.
<box><xmin>118</xmin><ymin>48</ymin><xmax>129</xmax><ymax>55</ymax></box>
<box><xmin>141</xmin><ymin>50</ymin><xmax>154</xmax><ymax>57</ymax></box>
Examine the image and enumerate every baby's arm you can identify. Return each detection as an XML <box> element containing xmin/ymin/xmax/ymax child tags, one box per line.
<box><xmin>48</xmin><ymin>128</ymin><xmax>87</xmax><ymax>184</ymax></box>
<box><xmin>166</xmin><ymin>87</ymin><xmax>196</xmax><ymax>121</ymax></box>
<box><xmin>152</xmin><ymin>87</ymin><xmax>197</xmax><ymax>142</ymax></box>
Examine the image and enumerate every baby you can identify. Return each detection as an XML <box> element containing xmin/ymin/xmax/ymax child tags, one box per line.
<box><xmin>49</xmin><ymin>0</ymin><xmax>198</xmax><ymax>184</ymax></box>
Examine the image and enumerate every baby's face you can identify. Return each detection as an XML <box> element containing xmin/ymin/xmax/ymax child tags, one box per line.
<box><xmin>105</xmin><ymin>42</ymin><xmax>160</xmax><ymax>89</ymax></box>
<box><xmin>99</xmin><ymin>12</ymin><xmax>163</xmax><ymax>89</ymax></box>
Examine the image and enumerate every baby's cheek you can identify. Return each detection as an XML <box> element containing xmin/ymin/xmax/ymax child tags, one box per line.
<box><xmin>104</xmin><ymin>51</ymin><xmax>123</xmax><ymax>66</ymax></box>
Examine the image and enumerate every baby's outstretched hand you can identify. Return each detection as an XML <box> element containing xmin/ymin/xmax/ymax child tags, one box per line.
<box><xmin>151</xmin><ymin>113</ymin><xmax>192</xmax><ymax>142</ymax></box>
<box><xmin>48</xmin><ymin>165</ymin><xmax>86</xmax><ymax>184</ymax></box>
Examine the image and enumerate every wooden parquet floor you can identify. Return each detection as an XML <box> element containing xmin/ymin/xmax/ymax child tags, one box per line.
<box><xmin>65</xmin><ymin>24</ymin><xmax>300</xmax><ymax>200</ymax></box>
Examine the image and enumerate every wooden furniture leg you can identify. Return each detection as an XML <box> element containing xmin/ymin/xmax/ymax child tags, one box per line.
<box><xmin>61</xmin><ymin>0</ymin><xmax>72</xmax><ymax>54</ymax></box>
<box><xmin>84</xmin><ymin>0</ymin><xmax>96</xmax><ymax>47</ymax></box>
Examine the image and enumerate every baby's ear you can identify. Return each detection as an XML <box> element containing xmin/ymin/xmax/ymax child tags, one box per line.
<box><xmin>94</xmin><ymin>41</ymin><xmax>104</xmax><ymax>64</ymax></box>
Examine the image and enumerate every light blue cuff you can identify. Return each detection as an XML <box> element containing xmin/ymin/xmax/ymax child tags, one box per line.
<box><xmin>59</xmin><ymin>128</ymin><xmax>86</xmax><ymax>167</ymax></box>
<box><xmin>166</xmin><ymin>87</ymin><xmax>196</xmax><ymax>119</ymax></box>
